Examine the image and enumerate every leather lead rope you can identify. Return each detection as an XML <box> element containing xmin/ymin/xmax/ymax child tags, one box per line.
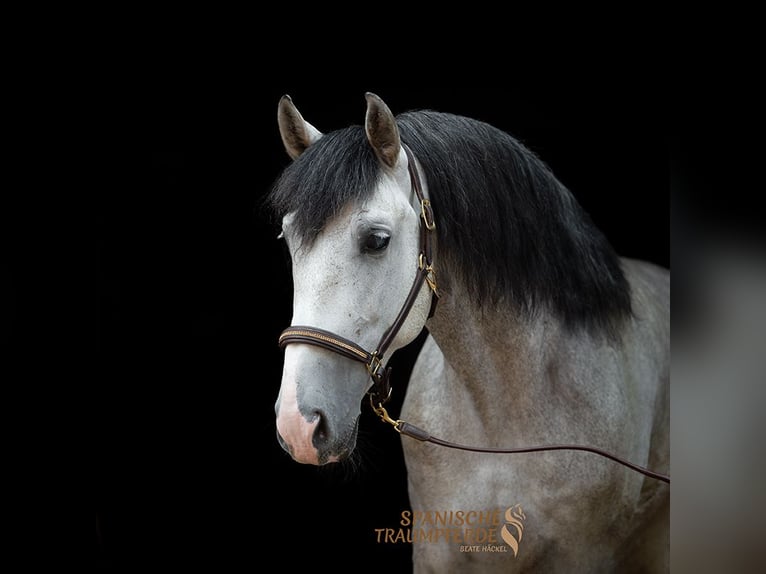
<box><xmin>372</xmin><ymin>402</ymin><xmax>670</xmax><ymax>484</ymax></box>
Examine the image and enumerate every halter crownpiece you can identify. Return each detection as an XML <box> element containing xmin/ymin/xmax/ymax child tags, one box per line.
<box><xmin>278</xmin><ymin>144</ymin><xmax>438</xmax><ymax>405</ymax></box>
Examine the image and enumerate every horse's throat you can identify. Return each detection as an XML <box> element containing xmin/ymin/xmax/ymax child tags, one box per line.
<box><xmin>425</xmin><ymin>298</ymin><xmax>555</xmax><ymax>417</ymax></box>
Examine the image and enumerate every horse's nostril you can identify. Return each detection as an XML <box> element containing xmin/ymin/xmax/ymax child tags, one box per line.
<box><xmin>312</xmin><ymin>410</ymin><xmax>330</xmax><ymax>445</ymax></box>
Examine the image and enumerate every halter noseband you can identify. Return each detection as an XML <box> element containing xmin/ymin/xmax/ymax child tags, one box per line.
<box><xmin>278</xmin><ymin>144</ymin><xmax>438</xmax><ymax>405</ymax></box>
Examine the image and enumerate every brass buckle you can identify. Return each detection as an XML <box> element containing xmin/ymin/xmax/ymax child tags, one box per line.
<box><xmin>367</xmin><ymin>351</ymin><xmax>383</xmax><ymax>378</ymax></box>
<box><xmin>418</xmin><ymin>253</ymin><xmax>439</xmax><ymax>294</ymax></box>
<box><xmin>420</xmin><ymin>199</ymin><xmax>436</xmax><ymax>231</ymax></box>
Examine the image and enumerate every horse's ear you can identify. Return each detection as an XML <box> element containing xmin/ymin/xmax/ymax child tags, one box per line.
<box><xmin>365</xmin><ymin>92</ymin><xmax>401</xmax><ymax>169</ymax></box>
<box><xmin>278</xmin><ymin>95</ymin><xmax>323</xmax><ymax>160</ymax></box>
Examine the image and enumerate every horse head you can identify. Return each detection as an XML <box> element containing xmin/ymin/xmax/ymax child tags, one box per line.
<box><xmin>272</xmin><ymin>94</ymin><xmax>434</xmax><ymax>465</ymax></box>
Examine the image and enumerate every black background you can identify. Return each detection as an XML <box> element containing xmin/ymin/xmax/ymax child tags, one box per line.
<box><xmin>96</xmin><ymin>86</ymin><xmax>667</xmax><ymax>570</ymax></box>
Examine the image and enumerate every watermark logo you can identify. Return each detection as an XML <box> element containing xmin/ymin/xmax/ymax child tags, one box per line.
<box><xmin>374</xmin><ymin>505</ymin><xmax>526</xmax><ymax>557</ymax></box>
<box><xmin>500</xmin><ymin>504</ymin><xmax>526</xmax><ymax>557</ymax></box>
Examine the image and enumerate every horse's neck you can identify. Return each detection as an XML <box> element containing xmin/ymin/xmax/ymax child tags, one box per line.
<box><xmin>427</xmin><ymin>293</ymin><xmax>553</xmax><ymax>411</ymax></box>
<box><xmin>424</xmin><ymin>283</ymin><xmax>604</xmax><ymax>433</ymax></box>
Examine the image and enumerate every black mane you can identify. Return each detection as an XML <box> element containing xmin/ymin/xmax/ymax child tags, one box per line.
<box><xmin>267</xmin><ymin>110</ymin><xmax>632</xmax><ymax>335</ymax></box>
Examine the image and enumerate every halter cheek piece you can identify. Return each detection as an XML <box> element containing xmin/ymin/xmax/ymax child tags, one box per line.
<box><xmin>278</xmin><ymin>144</ymin><xmax>438</xmax><ymax>406</ymax></box>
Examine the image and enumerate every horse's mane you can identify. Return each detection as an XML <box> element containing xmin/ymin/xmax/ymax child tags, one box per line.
<box><xmin>267</xmin><ymin>110</ymin><xmax>632</xmax><ymax>336</ymax></box>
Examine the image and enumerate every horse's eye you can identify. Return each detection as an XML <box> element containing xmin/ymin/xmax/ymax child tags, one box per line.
<box><xmin>364</xmin><ymin>232</ymin><xmax>390</xmax><ymax>252</ymax></box>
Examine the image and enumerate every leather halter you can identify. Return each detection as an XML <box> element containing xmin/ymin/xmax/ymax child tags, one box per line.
<box><xmin>278</xmin><ymin>144</ymin><xmax>438</xmax><ymax>405</ymax></box>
